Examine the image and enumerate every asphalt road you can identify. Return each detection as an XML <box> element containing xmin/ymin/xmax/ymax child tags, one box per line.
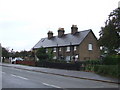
<box><xmin>2</xmin><ymin>66</ymin><xmax>119</xmax><ymax>89</ymax></box>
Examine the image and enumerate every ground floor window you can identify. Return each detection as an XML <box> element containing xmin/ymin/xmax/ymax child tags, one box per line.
<box><xmin>72</xmin><ymin>54</ymin><xmax>79</xmax><ymax>61</ymax></box>
<box><xmin>53</xmin><ymin>56</ymin><xmax>57</xmax><ymax>59</ymax></box>
<box><xmin>65</xmin><ymin>56</ymin><xmax>70</xmax><ymax>62</ymax></box>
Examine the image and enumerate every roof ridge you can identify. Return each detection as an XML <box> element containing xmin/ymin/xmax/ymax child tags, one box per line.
<box><xmin>43</xmin><ymin>29</ymin><xmax>91</xmax><ymax>39</ymax></box>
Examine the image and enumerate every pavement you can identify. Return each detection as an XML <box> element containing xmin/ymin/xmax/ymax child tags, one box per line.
<box><xmin>0</xmin><ymin>63</ymin><xmax>119</xmax><ymax>84</ymax></box>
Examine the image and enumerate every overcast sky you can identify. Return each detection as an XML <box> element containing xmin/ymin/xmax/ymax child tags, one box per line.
<box><xmin>0</xmin><ymin>0</ymin><xmax>119</xmax><ymax>52</ymax></box>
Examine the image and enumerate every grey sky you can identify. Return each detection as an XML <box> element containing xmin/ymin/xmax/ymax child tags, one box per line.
<box><xmin>0</xmin><ymin>0</ymin><xmax>119</xmax><ymax>51</ymax></box>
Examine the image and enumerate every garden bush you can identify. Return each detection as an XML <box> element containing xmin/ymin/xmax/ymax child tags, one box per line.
<box><xmin>94</xmin><ymin>65</ymin><xmax>119</xmax><ymax>78</ymax></box>
<box><xmin>84</xmin><ymin>60</ymin><xmax>101</xmax><ymax>65</ymax></box>
<box><xmin>102</xmin><ymin>55</ymin><xmax>120</xmax><ymax>65</ymax></box>
<box><xmin>35</xmin><ymin>60</ymin><xmax>84</xmax><ymax>71</ymax></box>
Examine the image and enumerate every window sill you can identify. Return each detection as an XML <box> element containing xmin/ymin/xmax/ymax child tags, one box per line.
<box><xmin>66</xmin><ymin>51</ymin><xmax>70</xmax><ymax>52</ymax></box>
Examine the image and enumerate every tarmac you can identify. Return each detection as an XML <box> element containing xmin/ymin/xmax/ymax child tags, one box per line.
<box><xmin>0</xmin><ymin>63</ymin><xmax>119</xmax><ymax>84</ymax></box>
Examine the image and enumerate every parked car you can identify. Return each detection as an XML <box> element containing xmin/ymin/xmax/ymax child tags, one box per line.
<box><xmin>11</xmin><ymin>57</ymin><xmax>24</xmax><ymax>64</ymax></box>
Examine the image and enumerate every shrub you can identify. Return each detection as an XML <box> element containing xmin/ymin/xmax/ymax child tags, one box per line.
<box><xmin>102</xmin><ymin>55</ymin><xmax>120</xmax><ymax>65</ymax></box>
<box><xmin>36</xmin><ymin>47</ymin><xmax>48</xmax><ymax>61</ymax></box>
<box><xmin>35</xmin><ymin>60</ymin><xmax>83</xmax><ymax>71</ymax></box>
<box><xmin>94</xmin><ymin>65</ymin><xmax>119</xmax><ymax>78</ymax></box>
<box><xmin>84</xmin><ymin>60</ymin><xmax>101</xmax><ymax>66</ymax></box>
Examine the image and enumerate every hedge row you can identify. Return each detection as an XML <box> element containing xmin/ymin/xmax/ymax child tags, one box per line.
<box><xmin>35</xmin><ymin>61</ymin><xmax>84</xmax><ymax>71</ymax></box>
<box><xmin>83</xmin><ymin>60</ymin><xmax>101</xmax><ymax>65</ymax></box>
<box><xmin>102</xmin><ymin>55</ymin><xmax>120</xmax><ymax>65</ymax></box>
<box><xmin>85</xmin><ymin>65</ymin><xmax>119</xmax><ymax>78</ymax></box>
<box><xmin>95</xmin><ymin>65</ymin><xmax>119</xmax><ymax>78</ymax></box>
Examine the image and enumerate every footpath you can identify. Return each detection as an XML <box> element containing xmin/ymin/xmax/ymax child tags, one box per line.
<box><xmin>0</xmin><ymin>63</ymin><xmax>119</xmax><ymax>84</ymax></box>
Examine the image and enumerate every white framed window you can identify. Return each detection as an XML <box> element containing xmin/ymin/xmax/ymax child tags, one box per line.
<box><xmin>88</xmin><ymin>44</ymin><xmax>93</xmax><ymax>51</ymax></box>
<box><xmin>46</xmin><ymin>49</ymin><xmax>48</xmax><ymax>53</ymax></box>
<box><xmin>65</xmin><ymin>56</ymin><xmax>70</xmax><ymax>62</ymax></box>
<box><xmin>53</xmin><ymin>56</ymin><xmax>57</xmax><ymax>59</ymax></box>
<box><xmin>66</xmin><ymin>46</ymin><xmax>70</xmax><ymax>52</ymax></box>
<box><xmin>104</xmin><ymin>50</ymin><xmax>108</xmax><ymax>54</ymax></box>
<box><xmin>59</xmin><ymin>47</ymin><xmax>61</xmax><ymax>51</ymax></box>
<box><xmin>74</xmin><ymin>46</ymin><xmax>77</xmax><ymax>51</ymax></box>
<box><xmin>100</xmin><ymin>46</ymin><xmax>103</xmax><ymax>50</ymax></box>
<box><xmin>53</xmin><ymin>48</ymin><xmax>56</xmax><ymax>52</ymax></box>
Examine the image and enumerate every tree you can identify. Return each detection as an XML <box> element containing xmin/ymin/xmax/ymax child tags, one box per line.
<box><xmin>36</xmin><ymin>47</ymin><xmax>48</xmax><ymax>61</ymax></box>
<box><xmin>99</xmin><ymin>8</ymin><xmax>120</xmax><ymax>55</ymax></box>
<box><xmin>2</xmin><ymin>47</ymin><xmax>9</xmax><ymax>61</ymax></box>
<box><xmin>47</xmin><ymin>48</ymin><xmax>54</xmax><ymax>61</ymax></box>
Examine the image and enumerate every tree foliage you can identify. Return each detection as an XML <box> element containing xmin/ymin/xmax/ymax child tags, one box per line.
<box><xmin>13</xmin><ymin>50</ymin><xmax>34</xmax><ymax>58</ymax></box>
<box><xmin>2</xmin><ymin>47</ymin><xmax>9</xmax><ymax>59</ymax></box>
<box><xmin>36</xmin><ymin>47</ymin><xmax>48</xmax><ymax>61</ymax></box>
<box><xmin>99</xmin><ymin>8</ymin><xmax>120</xmax><ymax>55</ymax></box>
<box><xmin>47</xmin><ymin>48</ymin><xmax>54</xmax><ymax>61</ymax></box>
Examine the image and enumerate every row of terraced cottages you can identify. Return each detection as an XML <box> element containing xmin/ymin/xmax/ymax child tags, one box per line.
<box><xmin>33</xmin><ymin>25</ymin><xmax>100</xmax><ymax>62</ymax></box>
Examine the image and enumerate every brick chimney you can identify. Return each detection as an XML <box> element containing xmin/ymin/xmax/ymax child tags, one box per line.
<box><xmin>47</xmin><ymin>31</ymin><xmax>53</xmax><ymax>39</ymax></box>
<box><xmin>71</xmin><ymin>25</ymin><xmax>78</xmax><ymax>35</ymax></box>
<box><xmin>58</xmin><ymin>28</ymin><xmax>65</xmax><ymax>37</ymax></box>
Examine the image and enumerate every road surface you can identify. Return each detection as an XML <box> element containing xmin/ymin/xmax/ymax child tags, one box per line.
<box><xmin>2</xmin><ymin>65</ymin><xmax>119</xmax><ymax>89</ymax></box>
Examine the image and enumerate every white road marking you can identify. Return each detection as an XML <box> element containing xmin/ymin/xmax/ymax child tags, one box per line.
<box><xmin>14</xmin><ymin>69</ymin><xmax>22</xmax><ymax>71</ymax></box>
<box><xmin>42</xmin><ymin>83</ymin><xmax>61</xmax><ymax>88</ymax></box>
<box><xmin>11</xmin><ymin>74</ymin><xmax>29</xmax><ymax>80</ymax></box>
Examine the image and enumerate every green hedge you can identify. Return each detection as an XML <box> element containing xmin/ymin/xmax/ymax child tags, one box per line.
<box><xmin>83</xmin><ymin>55</ymin><xmax>120</xmax><ymax>65</ymax></box>
<box><xmin>94</xmin><ymin>65</ymin><xmax>120</xmax><ymax>78</ymax></box>
<box><xmin>84</xmin><ymin>60</ymin><xmax>101</xmax><ymax>65</ymax></box>
<box><xmin>102</xmin><ymin>55</ymin><xmax>120</xmax><ymax>65</ymax></box>
<box><xmin>35</xmin><ymin>60</ymin><xmax>82</xmax><ymax>71</ymax></box>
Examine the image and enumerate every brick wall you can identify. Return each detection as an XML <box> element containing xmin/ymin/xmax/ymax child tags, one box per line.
<box><xmin>16</xmin><ymin>61</ymin><xmax>36</xmax><ymax>66</ymax></box>
<box><xmin>79</xmin><ymin>31</ymin><xmax>100</xmax><ymax>61</ymax></box>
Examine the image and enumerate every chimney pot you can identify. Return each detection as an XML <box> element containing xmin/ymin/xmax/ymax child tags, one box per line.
<box><xmin>71</xmin><ymin>25</ymin><xmax>78</xmax><ymax>35</ymax></box>
<box><xmin>58</xmin><ymin>28</ymin><xmax>65</xmax><ymax>37</ymax></box>
<box><xmin>47</xmin><ymin>31</ymin><xmax>53</xmax><ymax>39</ymax></box>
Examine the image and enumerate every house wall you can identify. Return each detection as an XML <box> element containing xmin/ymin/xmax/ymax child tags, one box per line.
<box><xmin>51</xmin><ymin>31</ymin><xmax>100</xmax><ymax>61</ymax></box>
<box><xmin>52</xmin><ymin>45</ymin><xmax>79</xmax><ymax>61</ymax></box>
<box><xmin>79</xmin><ymin>31</ymin><xmax>100</xmax><ymax>61</ymax></box>
<box><xmin>53</xmin><ymin>46</ymin><xmax>71</xmax><ymax>60</ymax></box>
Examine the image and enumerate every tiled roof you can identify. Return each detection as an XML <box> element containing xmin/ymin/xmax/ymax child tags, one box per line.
<box><xmin>33</xmin><ymin>29</ymin><xmax>91</xmax><ymax>49</ymax></box>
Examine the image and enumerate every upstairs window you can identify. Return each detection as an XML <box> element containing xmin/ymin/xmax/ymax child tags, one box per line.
<box><xmin>66</xmin><ymin>46</ymin><xmax>70</xmax><ymax>52</ymax></box>
<box><xmin>53</xmin><ymin>48</ymin><xmax>56</xmax><ymax>52</ymax></box>
<box><xmin>74</xmin><ymin>46</ymin><xmax>77</xmax><ymax>51</ymax></box>
<box><xmin>88</xmin><ymin>44</ymin><xmax>93</xmax><ymax>51</ymax></box>
<box><xmin>46</xmin><ymin>49</ymin><xmax>48</xmax><ymax>53</ymax></box>
<box><xmin>59</xmin><ymin>47</ymin><xmax>61</xmax><ymax>51</ymax></box>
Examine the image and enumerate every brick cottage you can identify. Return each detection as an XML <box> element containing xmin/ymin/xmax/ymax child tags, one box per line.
<box><xmin>33</xmin><ymin>25</ymin><xmax>100</xmax><ymax>62</ymax></box>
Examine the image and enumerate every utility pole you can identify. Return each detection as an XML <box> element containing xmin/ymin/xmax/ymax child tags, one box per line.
<box><xmin>57</xmin><ymin>44</ymin><xmax>59</xmax><ymax>60</ymax></box>
<box><xmin>0</xmin><ymin>43</ymin><xmax>2</xmax><ymax>63</ymax></box>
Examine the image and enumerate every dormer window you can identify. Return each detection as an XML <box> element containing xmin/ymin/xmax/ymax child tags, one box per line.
<box><xmin>66</xmin><ymin>46</ymin><xmax>70</xmax><ymax>52</ymax></box>
<box><xmin>88</xmin><ymin>44</ymin><xmax>93</xmax><ymax>51</ymax></box>
<box><xmin>53</xmin><ymin>48</ymin><xmax>56</xmax><ymax>52</ymax></box>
